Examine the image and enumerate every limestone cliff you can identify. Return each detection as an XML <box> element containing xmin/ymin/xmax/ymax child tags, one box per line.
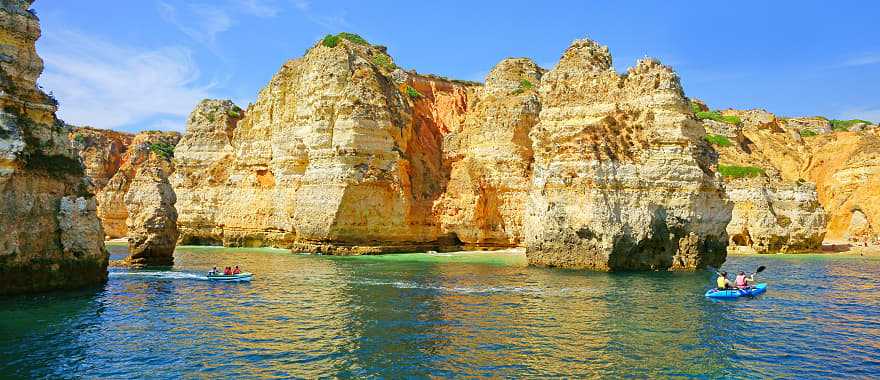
<box><xmin>171</xmin><ymin>99</ymin><xmax>242</xmax><ymax>245</ymax></box>
<box><xmin>173</xmin><ymin>36</ymin><xmax>475</xmax><ymax>252</ymax></box>
<box><xmin>701</xmin><ymin>110</ymin><xmax>827</xmax><ymax>252</ymax></box>
<box><xmin>725</xmin><ymin>178</ymin><xmax>826</xmax><ymax>253</ymax></box>
<box><xmin>124</xmin><ymin>157</ymin><xmax>178</xmax><ymax>267</ymax></box>
<box><xmin>96</xmin><ymin>131</ymin><xmax>179</xmax><ymax>237</ymax></box>
<box><xmin>0</xmin><ymin>0</ymin><xmax>107</xmax><ymax>294</ymax></box>
<box><xmin>69</xmin><ymin>126</ymin><xmax>133</xmax><ymax>190</ymax></box>
<box><xmin>803</xmin><ymin>131</ymin><xmax>880</xmax><ymax>242</ymax></box>
<box><xmin>434</xmin><ymin>58</ymin><xmax>542</xmax><ymax>247</ymax></box>
<box><xmin>702</xmin><ymin>105</ymin><xmax>880</xmax><ymax>245</ymax></box>
<box><xmin>523</xmin><ymin>39</ymin><xmax>731</xmax><ymax>271</ymax></box>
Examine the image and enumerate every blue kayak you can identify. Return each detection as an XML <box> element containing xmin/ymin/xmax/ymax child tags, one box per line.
<box><xmin>705</xmin><ymin>283</ymin><xmax>767</xmax><ymax>299</ymax></box>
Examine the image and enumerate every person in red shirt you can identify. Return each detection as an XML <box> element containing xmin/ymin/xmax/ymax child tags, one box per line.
<box><xmin>223</xmin><ymin>266</ymin><xmax>232</xmax><ymax>275</ymax></box>
<box><xmin>232</xmin><ymin>266</ymin><xmax>241</xmax><ymax>275</ymax></box>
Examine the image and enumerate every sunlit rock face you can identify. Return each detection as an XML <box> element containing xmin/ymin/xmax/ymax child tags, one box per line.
<box><xmin>434</xmin><ymin>58</ymin><xmax>542</xmax><ymax>247</ymax></box>
<box><xmin>0</xmin><ymin>0</ymin><xmax>107</xmax><ymax>294</ymax></box>
<box><xmin>704</xmin><ymin>105</ymin><xmax>880</xmax><ymax>245</ymax></box>
<box><xmin>523</xmin><ymin>39</ymin><xmax>731</xmax><ymax>271</ymax></box>
<box><xmin>726</xmin><ymin>178</ymin><xmax>826</xmax><ymax>253</ymax></box>
<box><xmin>171</xmin><ymin>99</ymin><xmax>242</xmax><ymax>245</ymax></box>
<box><xmin>93</xmin><ymin>131</ymin><xmax>180</xmax><ymax>238</ymax></box>
<box><xmin>173</xmin><ymin>39</ymin><xmax>476</xmax><ymax>252</ymax></box>
<box><xmin>125</xmin><ymin>158</ymin><xmax>178</xmax><ymax>267</ymax></box>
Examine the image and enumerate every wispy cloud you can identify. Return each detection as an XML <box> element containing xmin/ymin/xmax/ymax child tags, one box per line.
<box><xmin>235</xmin><ymin>0</ymin><xmax>280</xmax><ymax>17</ymax></box>
<box><xmin>158</xmin><ymin>2</ymin><xmax>233</xmax><ymax>46</ymax></box>
<box><xmin>38</xmin><ymin>29</ymin><xmax>215</xmax><ymax>131</ymax></box>
<box><xmin>840</xmin><ymin>52</ymin><xmax>880</xmax><ymax>67</ymax></box>
<box><xmin>287</xmin><ymin>0</ymin><xmax>350</xmax><ymax>31</ymax></box>
<box><xmin>840</xmin><ymin>106</ymin><xmax>880</xmax><ymax>123</ymax></box>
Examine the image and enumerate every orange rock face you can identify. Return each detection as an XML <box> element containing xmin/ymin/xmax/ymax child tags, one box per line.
<box><xmin>71</xmin><ymin>128</ymin><xmax>180</xmax><ymax>238</ymax></box>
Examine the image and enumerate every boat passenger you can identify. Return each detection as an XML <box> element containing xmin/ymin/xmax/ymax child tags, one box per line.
<box><xmin>224</xmin><ymin>266</ymin><xmax>233</xmax><ymax>275</ymax></box>
<box><xmin>735</xmin><ymin>271</ymin><xmax>753</xmax><ymax>289</ymax></box>
<box><xmin>208</xmin><ymin>266</ymin><xmax>219</xmax><ymax>276</ymax></box>
<box><xmin>232</xmin><ymin>266</ymin><xmax>241</xmax><ymax>275</ymax></box>
<box><xmin>716</xmin><ymin>272</ymin><xmax>732</xmax><ymax>290</ymax></box>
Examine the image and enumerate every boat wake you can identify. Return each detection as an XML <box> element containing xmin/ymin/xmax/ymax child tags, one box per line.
<box><xmin>109</xmin><ymin>271</ymin><xmax>209</xmax><ymax>281</ymax></box>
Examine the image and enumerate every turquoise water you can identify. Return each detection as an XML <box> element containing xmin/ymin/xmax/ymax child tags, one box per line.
<box><xmin>1</xmin><ymin>246</ymin><xmax>879</xmax><ymax>378</ymax></box>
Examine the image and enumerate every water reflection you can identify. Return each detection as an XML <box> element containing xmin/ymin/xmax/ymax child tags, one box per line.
<box><xmin>0</xmin><ymin>249</ymin><xmax>878</xmax><ymax>378</ymax></box>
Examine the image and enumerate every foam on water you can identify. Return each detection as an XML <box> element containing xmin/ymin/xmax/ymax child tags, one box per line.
<box><xmin>109</xmin><ymin>270</ymin><xmax>208</xmax><ymax>281</ymax></box>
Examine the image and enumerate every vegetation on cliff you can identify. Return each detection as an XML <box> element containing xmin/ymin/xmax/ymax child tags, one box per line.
<box><xmin>696</xmin><ymin>110</ymin><xmax>742</xmax><ymax>126</ymax></box>
<box><xmin>704</xmin><ymin>134</ymin><xmax>733</xmax><ymax>147</ymax></box>
<box><xmin>718</xmin><ymin>164</ymin><xmax>765</xmax><ymax>178</ymax></box>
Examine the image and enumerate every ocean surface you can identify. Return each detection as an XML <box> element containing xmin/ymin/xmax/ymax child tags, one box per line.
<box><xmin>1</xmin><ymin>245</ymin><xmax>878</xmax><ymax>378</ymax></box>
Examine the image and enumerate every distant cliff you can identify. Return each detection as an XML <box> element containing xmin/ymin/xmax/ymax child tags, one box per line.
<box><xmin>0</xmin><ymin>0</ymin><xmax>106</xmax><ymax>294</ymax></box>
<box><xmin>172</xmin><ymin>34</ymin><xmax>731</xmax><ymax>270</ymax></box>
<box><xmin>699</xmin><ymin>105</ymin><xmax>879</xmax><ymax>250</ymax></box>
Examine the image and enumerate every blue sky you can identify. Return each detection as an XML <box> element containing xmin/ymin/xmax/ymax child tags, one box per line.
<box><xmin>33</xmin><ymin>0</ymin><xmax>880</xmax><ymax>133</ymax></box>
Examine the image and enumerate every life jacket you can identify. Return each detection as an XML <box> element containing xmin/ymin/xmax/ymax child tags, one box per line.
<box><xmin>233</xmin><ymin>268</ymin><xmax>241</xmax><ymax>274</ymax></box>
<box><xmin>224</xmin><ymin>268</ymin><xmax>232</xmax><ymax>275</ymax></box>
<box><xmin>716</xmin><ymin>276</ymin><xmax>728</xmax><ymax>289</ymax></box>
<box><xmin>735</xmin><ymin>274</ymin><xmax>747</xmax><ymax>287</ymax></box>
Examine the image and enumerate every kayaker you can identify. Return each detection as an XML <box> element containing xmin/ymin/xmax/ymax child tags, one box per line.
<box><xmin>232</xmin><ymin>266</ymin><xmax>241</xmax><ymax>275</ymax></box>
<box><xmin>716</xmin><ymin>272</ymin><xmax>733</xmax><ymax>290</ymax></box>
<box><xmin>735</xmin><ymin>271</ymin><xmax>754</xmax><ymax>289</ymax></box>
<box><xmin>224</xmin><ymin>266</ymin><xmax>233</xmax><ymax>275</ymax></box>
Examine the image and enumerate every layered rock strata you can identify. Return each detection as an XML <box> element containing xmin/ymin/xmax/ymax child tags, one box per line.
<box><xmin>703</xmin><ymin>106</ymin><xmax>879</xmax><ymax>246</ymax></box>
<box><xmin>124</xmin><ymin>157</ymin><xmax>178</xmax><ymax>267</ymax></box>
<box><xmin>433</xmin><ymin>58</ymin><xmax>542</xmax><ymax>247</ymax></box>
<box><xmin>522</xmin><ymin>40</ymin><xmax>731</xmax><ymax>271</ymax></box>
<box><xmin>95</xmin><ymin>131</ymin><xmax>179</xmax><ymax>237</ymax></box>
<box><xmin>173</xmin><ymin>39</ymin><xmax>476</xmax><ymax>252</ymax></box>
<box><xmin>0</xmin><ymin>1</ymin><xmax>107</xmax><ymax>294</ymax></box>
<box><xmin>174</xmin><ymin>36</ymin><xmax>732</xmax><ymax>270</ymax></box>
<box><xmin>725</xmin><ymin>178</ymin><xmax>826</xmax><ymax>253</ymax></box>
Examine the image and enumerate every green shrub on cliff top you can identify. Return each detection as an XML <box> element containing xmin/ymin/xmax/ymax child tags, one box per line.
<box><xmin>695</xmin><ymin>110</ymin><xmax>741</xmax><ymax>126</ymax></box>
<box><xmin>405</xmin><ymin>85</ymin><xmax>423</xmax><ymax>99</ymax></box>
<box><xmin>321</xmin><ymin>34</ymin><xmax>340</xmax><ymax>48</ymax></box>
<box><xmin>337</xmin><ymin>32</ymin><xmax>369</xmax><ymax>45</ymax></box>
<box><xmin>718</xmin><ymin>164</ymin><xmax>764</xmax><ymax>178</ymax></box>
<box><xmin>149</xmin><ymin>142</ymin><xmax>175</xmax><ymax>160</ymax></box>
<box><xmin>830</xmin><ymin>119</ymin><xmax>872</xmax><ymax>132</ymax></box>
<box><xmin>704</xmin><ymin>134</ymin><xmax>732</xmax><ymax>147</ymax></box>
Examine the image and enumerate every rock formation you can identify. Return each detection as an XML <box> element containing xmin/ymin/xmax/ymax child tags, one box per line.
<box><xmin>171</xmin><ymin>99</ymin><xmax>242</xmax><ymax>245</ymax></box>
<box><xmin>725</xmin><ymin>178</ymin><xmax>826</xmax><ymax>253</ymax></box>
<box><xmin>701</xmin><ymin>104</ymin><xmax>879</xmax><ymax>247</ymax></box>
<box><xmin>95</xmin><ymin>131</ymin><xmax>179</xmax><ymax>237</ymax></box>
<box><xmin>172</xmin><ymin>35</ymin><xmax>734</xmax><ymax>270</ymax></box>
<box><xmin>0</xmin><ymin>1</ymin><xmax>107</xmax><ymax>294</ymax></box>
<box><xmin>700</xmin><ymin>109</ymin><xmax>827</xmax><ymax>252</ymax></box>
<box><xmin>173</xmin><ymin>36</ymin><xmax>475</xmax><ymax>252</ymax></box>
<box><xmin>124</xmin><ymin>157</ymin><xmax>178</xmax><ymax>267</ymax></box>
<box><xmin>433</xmin><ymin>58</ymin><xmax>542</xmax><ymax>247</ymax></box>
<box><xmin>522</xmin><ymin>40</ymin><xmax>731</xmax><ymax>271</ymax></box>
<box><xmin>69</xmin><ymin>126</ymin><xmax>133</xmax><ymax>190</ymax></box>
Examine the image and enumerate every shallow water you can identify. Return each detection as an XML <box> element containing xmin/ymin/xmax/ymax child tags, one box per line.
<box><xmin>1</xmin><ymin>247</ymin><xmax>878</xmax><ymax>378</ymax></box>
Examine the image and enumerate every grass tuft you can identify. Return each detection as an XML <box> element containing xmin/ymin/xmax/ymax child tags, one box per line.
<box><xmin>405</xmin><ymin>85</ymin><xmax>423</xmax><ymax>99</ymax></box>
<box><xmin>337</xmin><ymin>32</ymin><xmax>369</xmax><ymax>45</ymax></box>
<box><xmin>799</xmin><ymin>129</ymin><xmax>818</xmax><ymax>137</ymax></box>
<box><xmin>718</xmin><ymin>164</ymin><xmax>764</xmax><ymax>178</ymax></box>
<box><xmin>696</xmin><ymin>110</ymin><xmax>741</xmax><ymax>126</ymax></box>
<box><xmin>704</xmin><ymin>134</ymin><xmax>733</xmax><ymax>147</ymax></box>
<box><xmin>372</xmin><ymin>53</ymin><xmax>395</xmax><ymax>70</ymax></box>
